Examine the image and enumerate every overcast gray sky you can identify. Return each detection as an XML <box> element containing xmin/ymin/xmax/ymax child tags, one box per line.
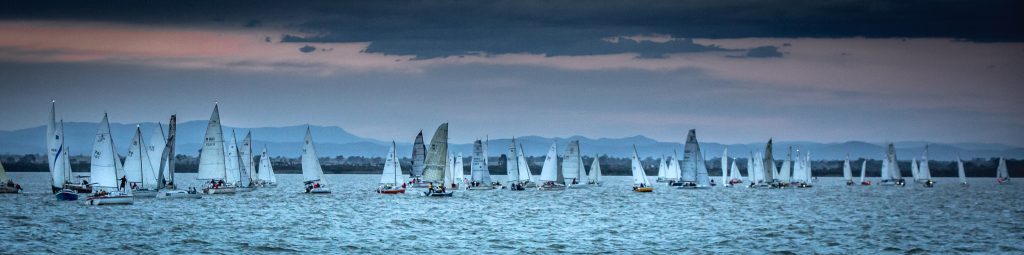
<box><xmin>1</xmin><ymin>0</ymin><xmax>1022</xmax><ymax>145</ymax></box>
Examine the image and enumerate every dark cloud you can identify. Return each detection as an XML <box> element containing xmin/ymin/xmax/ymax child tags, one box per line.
<box><xmin>298</xmin><ymin>45</ymin><xmax>316</xmax><ymax>53</ymax></box>
<box><xmin>744</xmin><ymin>46</ymin><xmax>784</xmax><ymax>58</ymax></box>
<box><xmin>3</xmin><ymin>0</ymin><xmax>1022</xmax><ymax>58</ymax></box>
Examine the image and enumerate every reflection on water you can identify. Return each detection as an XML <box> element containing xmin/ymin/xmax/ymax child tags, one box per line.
<box><xmin>2</xmin><ymin>172</ymin><xmax>1023</xmax><ymax>253</ymax></box>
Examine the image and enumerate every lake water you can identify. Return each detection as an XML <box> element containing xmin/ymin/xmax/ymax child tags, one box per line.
<box><xmin>2</xmin><ymin>172</ymin><xmax>1023</xmax><ymax>254</ymax></box>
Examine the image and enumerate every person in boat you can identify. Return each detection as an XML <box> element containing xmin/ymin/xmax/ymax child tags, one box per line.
<box><xmin>401</xmin><ymin>183</ymin><xmax>406</xmax><ymax>189</ymax></box>
<box><xmin>710</xmin><ymin>179</ymin><xmax>715</xmax><ymax>186</ymax></box>
<box><xmin>119</xmin><ymin>176</ymin><xmax>127</xmax><ymax>191</ymax></box>
<box><xmin>82</xmin><ymin>179</ymin><xmax>89</xmax><ymax>186</ymax></box>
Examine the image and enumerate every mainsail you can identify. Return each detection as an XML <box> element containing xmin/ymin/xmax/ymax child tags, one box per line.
<box><xmin>301</xmin><ymin>127</ymin><xmax>325</xmax><ymax>183</ymax></box>
<box><xmin>886</xmin><ymin>143</ymin><xmax>902</xmax><ymax>180</ymax></box>
<box><xmin>842</xmin><ymin>155</ymin><xmax>853</xmax><ymax>181</ymax></box>
<box><xmin>224</xmin><ymin>130</ymin><xmax>242</xmax><ymax>185</ymax></box>
<box><xmin>957</xmin><ymin>156</ymin><xmax>967</xmax><ymax>184</ymax></box>
<box><xmin>680</xmin><ymin>130</ymin><xmax>701</xmax><ymax>183</ymax></box>
<box><xmin>860</xmin><ymin>159</ymin><xmax>867</xmax><ymax>183</ymax></box>
<box><xmin>147</xmin><ymin>123</ymin><xmax>167</xmax><ymax>182</ymax></box>
<box><xmin>996</xmin><ymin>157</ymin><xmax>1010</xmax><ymax>180</ymax></box>
<box><xmin>197</xmin><ymin>105</ymin><xmax>227</xmax><ymax>180</ymax></box>
<box><xmin>47</xmin><ymin>101</ymin><xmax>69</xmax><ymax>190</ymax></box>
<box><xmin>562</xmin><ymin>140</ymin><xmax>583</xmax><ymax>185</ymax></box>
<box><xmin>656</xmin><ymin>156</ymin><xmax>668</xmax><ymax>180</ymax></box>
<box><xmin>471</xmin><ymin>140</ymin><xmax>491</xmax><ymax>184</ymax></box>
<box><xmin>720</xmin><ymin>148</ymin><xmax>728</xmax><ymax>184</ymax></box>
<box><xmin>728</xmin><ymin>159</ymin><xmax>741</xmax><ymax>181</ymax></box>
<box><xmin>588</xmin><ymin>156</ymin><xmax>602</xmax><ymax>184</ymax></box>
<box><xmin>240</xmin><ymin>132</ymin><xmax>255</xmax><ymax>187</ymax></box>
<box><xmin>257</xmin><ymin>147</ymin><xmax>275</xmax><ymax>183</ymax></box>
<box><xmin>665</xmin><ymin>151</ymin><xmax>681</xmax><ymax>181</ymax></box>
<box><xmin>421</xmin><ymin>123</ymin><xmax>448</xmax><ymax>183</ymax></box>
<box><xmin>517</xmin><ymin>144</ymin><xmax>533</xmax><ymax>183</ymax></box>
<box><xmin>762</xmin><ymin>139</ymin><xmax>777</xmax><ymax>183</ymax></box>
<box><xmin>505</xmin><ymin>138</ymin><xmax>520</xmax><ymax>184</ymax></box>
<box><xmin>411</xmin><ymin>131</ymin><xmax>426</xmax><ymax>178</ymax></box>
<box><xmin>778</xmin><ymin>147</ymin><xmax>792</xmax><ymax>183</ymax></box>
<box><xmin>919</xmin><ymin>145</ymin><xmax>932</xmax><ymax>181</ymax></box>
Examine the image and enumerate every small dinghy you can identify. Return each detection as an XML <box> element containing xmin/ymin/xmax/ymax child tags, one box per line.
<box><xmin>376</xmin><ymin>142</ymin><xmax>407</xmax><ymax>194</ymax></box>
<box><xmin>957</xmin><ymin>156</ymin><xmax>968</xmax><ymax>186</ymax></box>
<box><xmin>302</xmin><ymin>127</ymin><xmax>331</xmax><ymax>194</ymax></box>
<box><xmin>630</xmin><ymin>146</ymin><xmax>654</xmax><ymax>192</ymax></box>
<box><xmin>46</xmin><ymin>102</ymin><xmax>81</xmax><ymax>197</ymax></box>
<box><xmin>420</xmin><ymin>123</ymin><xmax>454</xmax><ymax>197</ymax></box>
<box><xmin>504</xmin><ymin>137</ymin><xmax>528</xmax><ymax>191</ymax></box>
<box><xmin>878</xmin><ymin>144</ymin><xmax>906</xmax><ymax>186</ymax></box>
<box><xmin>562</xmin><ymin>140</ymin><xmax>590</xmax><ymax>189</ymax></box>
<box><xmin>859</xmin><ymin>160</ymin><xmax>871</xmax><ymax>185</ymax></box>
<box><xmin>85</xmin><ymin>114</ymin><xmax>133</xmax><ymax>205</ymax></box>
<box><xmin>55</xmin><ymin>189</ymin><xmax>78</xmax><ymax>200</ymax></box>
<box><xmin>0</xmin><ymin>161</ymin><xmax>22</xmax><ymax>194</ymax></box>
<box><xmin>588</xmin><ymin>156</ymin><xmax>603</xmax><ymax>186</ymax></box>
<box><xmin>537</xmin><ymin>142</ymin><xmax>566</xmax><ymax>191</ymax></box>
<box><xmin>996</xmin><ymin>157</ymin><xmax>1010</xmax><ymax>184</ymax></box>
<box><xmin>154</xmin><ymin>116</ymin><xmax>200</xmax><ymax>199</ymax></box>
<box><xmin>255</xmin><ymin>146</ymin><xmax>278</xmax><ymax>187</ymax></box>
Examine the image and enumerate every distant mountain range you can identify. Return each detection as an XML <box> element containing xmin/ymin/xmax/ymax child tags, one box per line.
<box><xmin>1</xmin><ymin>121</ymin><xmax>1021</xmax><ymax>160</ymax></box>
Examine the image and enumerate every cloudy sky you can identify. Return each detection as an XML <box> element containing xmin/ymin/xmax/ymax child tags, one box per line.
<box><xmin>1</xmin><ymin>0</ymin><xmax>1022</xmax><ymax>145</ymax></box>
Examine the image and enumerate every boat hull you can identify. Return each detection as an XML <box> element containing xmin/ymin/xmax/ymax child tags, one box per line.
<box><xmin>467</xmin><ymin>186</ymin><xmax>498</xmax><ymax>190</ymax></box>
<box><xmin>132</xmin><ymin>189</ymin><xmax>158</xmax><ymax>198</ymax></box>
<box><xmin>85</xmin><ymin>195</ymin><xmax>134</xmax><ymax>205</ymax></box>
<box><xmin>537</xmin><ymin>184</ymin><xmax>566</xmax><ymax>191</ymax></box>
<box><xmin>55</xmin><ymin>190</ymin><xmax>79</xmax><ymax>201</ymax></box>
<box><xmin>376</xmin><ymin>188</ymin><xmax>405</xmax><ymax>194</ymax></box>
<box><xmin>157</xmin><ymin>190</ymin><xmax>202</xmax><ymax>199</ymax></box>
<box><xmin>203</xmin><ymin>187</ymin><xmax>236</xmax><ymax>194</ymax></box>
<box><xmin>633</xmin><ymin>187</ymin><xmax>654</xmax><ymax>192</ymax></box>
<box><xmin>0</xmin><ymin>186</ymin><xmax>20</xmax><ymax>193</ymax></box>
<box><xmin>306</xmin><ymin>187</ymin><xmax>331</xmax><ymax>194</ymax></box>
<box><xmin>423</xmin><ymin>190</ymin><xmax>453</xmax><ymax>197</ymax></box>
<box><xmin>63</xmin><ymin>184</ymin><xmax>92</xmax><ymax>193</ymax></box>
<box><xmin>566</xmin><ymin>184</ymin><xmax>589</xmax><ymax>189</ymax></box>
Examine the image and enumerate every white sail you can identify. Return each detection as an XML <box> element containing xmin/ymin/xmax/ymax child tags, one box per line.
<box><xmin>455</xmin><ymin>153</ymin><xmax>465</xmax><ymax>183</ymax></box>
<box><xmin>147</xmin><ymin>123</ymin><xmax>167</xmax><ymax>181</ymax></box>
<box><xmin>666</xmin><ymin>151</ymin><xmax>681</xmax><ymax>181</ymax></box>
<box><xmin>920</xmin><ymin>146</ymin><xmax>932</xmax><ymax>180</ymax></box>
<box><xmin>880</xmin><ymin>157</ymin><xmax>891</xmax><ymax>181</ymax></box>
<box><xmin>539</xmin><ymin>142</ymin><xmax>559</xmax><ymax>182</ymax></box>
<box><xmin>240</xmin><ymin>132</ymin><xmax>255</xmax><ymax>187</ymax></box>
<box><xmin>695</xmin><ymin>150</ymin><xmax>711</xmax><ymax>187</ymax></box>
<box><xmin>197</xmin><ymin>105</ymin><xmax>227</xmax><ymax>180</ymax></box>
<box><xmin>301</xmin><ymin>127</ymin><xmax>325</xmax><ymax>183</ymax></box>
<box><xmin>123</xmin><ymin>126</ymin><xmax>158</xmax><ymax>189</ymax></box>
<box><xmin>257</xmin><ymin>147</ymin><xmax>275</xmax><ymax>183</ymax></box>
<box><xmin>471</xmin><ymin>140</ymin><xmax>491</xmax><ymax>184</ymax></box>
<box><xmin>421</xmin><ymin>123</ymin><xmax>448</xmax><ymax>183</ymax></box>
<box><xmin>996</xmin><ymin>157</ymin><xmax>1010</xmax><ymax>180</ymax></box>
<box><xmin>411</xmin><ymin>131</ymin><xmax>426</xmax><ymax>178</ymax></box>
<box><xmin>720</xmin><ymin>148</ymin><xmax>728</xmax><ymax>184</ymax></box>
<box><xmin>886</xmin><ymin>143</ymin><xmax>902</xmax><ymax>180</ymax></box>
<box><xmin>680</xmin><ymin>130</ymin><xmax>701</xmax><ymax>183</ymax></box>
<box><xmin>842</xmin><ymin>156</ymin><xmax>853</xmax><ymax>181</ymax></box>
<box><xmin>517</xmin><ymin>144</ymin><xmax>533</xmax><ymax>183</ymax></box>
<box><xmin>506</xmin><ymin>138</ymin><xmax>520</xmax><ymax>184</ymax></box>
<box><xmin>910</xmin><ymin>158</ymin><xmax>920</xmax><ymax>181</ymax></box>
<box><xmin>224</xmin><ymin>130</ymin><xmax>241</xmax><ymax>185</ymax></box>
<box><xmin>656</xmin><ymin>156</ymin><xmax>668</xmax><ymax>180</ymax></box>
<box><xmin>443</xmin><ymin>153</ymin><xmax>455</xmax><ymax>187</ymax></box>
<box><xmin>630</xmin><ymin>146</ymin><xmax>650</xmax><ymax>186</ymax></box>
<box><xmin>762</xmin><ymin>139</ymin><xmax>777</xmax><ymax>183</ymax></box>
<box><xmin>728</xmin><ymin>159</ymin><xmax>741</xmax><ymax>181</ymax></box>
<box><xmin>957</xmin><ymin>156</ymin><xmax>967</xmax><ymax>183</ymax></box>
<box><xmin>0</xmin><ymin>159</ymin><xmax>7</xmax><ymax>184</ymax></box>
<box><xmin>90</xmin><ymin>114</ymin><xmax>122</xmax><ymax>191</ymax></box>
<box><xmin>47</xmin><ymin>101</ymin><xmax>68</xmax><ymax>189</ymax></box>
<box><xmin>860</xmin><ymin>159</ymin><xmax>867</xmax><ymax>183</ymax></box>
<box><xmin>380</xmin><ymin>142</ymin><xmax>406</xmax><ymax>185</ymax></box>
<box><xmin>747</xmin><ymin>154</ymin><xmax>758</xmax><ymax>183</ymax></box>
<box><xmin>562</xmin><ymin>140</ymin><xmax>582</xmax><ymax>185</ymax></box>
<box><xmin>588</xmin><ymin>156</ymin><xmax>602</xmax><ymax>184</ymax></box>
<box><xmin>778</xmin><ymin>147</ymin><xmax>792</xmax><ymax>183</ymax></box>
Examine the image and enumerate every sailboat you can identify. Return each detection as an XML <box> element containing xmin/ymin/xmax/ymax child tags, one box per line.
<box><xmin>562</xmin><ymin>140</ymin><xmax>589</xmax><ymax>188</ymax></box>
<box><xmin>537</xmin><ymin>142</ymin><xmax>565</xmax><ymax>190</ymax></box>
<box><xmin>505</xmin><ymin>138</ymin><xmax>526</xmax><ymax>190</ymax></box>
<box><xmin>123</xmin><ymin>125</ymin><xmax>159</xmax><ymax>198</ymax></box>
<box><xmin>631</xmin><ymin>145</ymin><xmax>654</xmax><ymax>192</ymax></box>
<box><xmin>842</xmin><ymin>155</ymin><xmax>854</xmax><ymax>185</ymax></box>
<box><xmin>792</xmin><ymin>151</ymin><xmax>813</xmax><ymax>188</ymax></box>
<box><xmin>156</xmin><ymin>115</ymin><xmax>200</xmax><ymax>199</ymax></box>
<box><xmin>301</xmin><ymin>127</ymin><xmax>330</xmax><ymax>194</ymax></box>
<box><xmin>588</xmin><ymin>155</ymin><xmax>603</xmax><ymax>186</ymax></box>
<box><xmin>48</xmin><ymin>102</ymin><xmax>87</xmax><ymax>199</ymax></box>
<box><xmin>421</xmin><ymin>123</ymin><xmax>453</xmax><ymax>197</ymax></box>
<box><xmin>878</xmin><ymin>143</ymin><xmax>906</xmax><ymax>186</ymax></box>
<box><xmin>656</xmin><ymin>156</ymin><xmax>669</xmax><ymax>182</ymax></box>
<box><xmin>720</xmin><ymin>148</ymin><xmax>728</xmax><ymax>186</ymax></box>
<box><xmin>996</xmin><ymin>157</ymin><xmax>1010</xmax><ymax>184</ymax></box>
<box><xmin>238</xmin><ymin>131</ymin><xmax>256</xmax><ymax>190</ymax></box>
<box><xmin>85</xmin><ymin>114</ymin><xmax>133</xmax><ymax>205</ymax></box>
<box><xmin>518</xmin><ymin>144</ymin><xmax>537</xmax><ymax>188</ymax></box>
<box><xmin>197</xmin><ymin>104</ymin><xmax>235</xmax><ymax>194</ymax></box>
<box><xmin>957</xmin><ymin>156</ymin><xmax>968</xmax><ymax>186</ymax></box>
<box><xmin>256</xmin><ymin>147</ymin><xmax>278</xmax><ymax>187</ymax></box>
<box><xmin>859</xmin><ymin>159</ymin><xmax>871</xmax><ymax>185</ymax></box>
<box><xmin>727</xmin><ymin>158</ymin><xmax>743</xmax><ymax>186</ymax></box>
<box><xmin>0</xmin><ymin>158</ymin><xmax>20</xmax><ymax>193</ymax></box>
<box><xmin>920</xmin><ymin>146</ymin><xmax>934</xmax><ymax>187</ymax></box>
<box><xmin>468</xmin><ymin>139</ymin><xmax>498</xmax><ymax>190</ymax></box>
<box><xmin>408</xmin><ymin>130</ymin><xmax>428</xmax><ymax>188</ymax></box>
<box><xmin>377</xmin><ymin>142</ymin><xmax>407</xmax><ymax>194</ymax></box>
<box><xmin>224</xmin><ymin>130</ymin><xmax>246</xmax><ymax>192</ymax></box>
<box><xmin>674</xmin><ymin>129</ymin><xmax>701</xmax><ymax>187</ymax></box>
<box><xmin>665</xmin><ymin>151</ymin><xmax>682</xmax><ymax>185</ymax></box>
<box><xmin>777</xmin><ymin>147</ymin><xmax>793</xmax><ymax>187</ymax></box>
<box><xmin>445</xmin><ymin>153</ymin><xmax>464</xmax><ymax>190</ymax></box>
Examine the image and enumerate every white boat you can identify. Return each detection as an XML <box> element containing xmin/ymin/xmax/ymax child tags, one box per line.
<box><xmin>537</xmin><ymin>142</ymin><xmax>565</xmax><ymax>190</ymax></box>
<box><xmin>665</xmin><ymin>151</ymin><xmax>682</xmax><ymax>184</ymax></box>
<box><xmin>957</xmin><ymin>156</ymin><xmax>968</xmax><ymax>186</ymax></box>
<box><xmin>239</xmin><ymin>131</ymin><xmax>257</xmax><ymax>190</ymax></box>
<box><xmin>301</xmin><ymin>127</ymin><xmax>331</xmax><ymax>194</ymax></box>
<box><xmin>996</xmin><ymin>157</ymin><xmax>1010</xmax><ymax>184</ymax></box>
<box><xmin>421</xmin><ymin>123</ymin><xmax>453</xmax><ymax>197</ymax></box>
<box><xmin>155</xmin><ymin>115</ymin><xmax>201</xmax><ymax>199</ymax></box>
<box><xmin>467</xmin><ymin>139</ymin><xmax>498</xmax><ymax>190</ymax></box>
<box><xmin>197</xmin><ymin>104</ymin><xmax>236</xmax><ymax>194</ymax></box>
<box><xmin>677</xmin><ymin>129</ymin><xmax>711</xmax><ymax>189</ymax></box>
<box><xmin>859</xmin><ymin>159</ymin><xmax>871</xmax><ymax>185</ymax></box>
<box><xmin>656</xmin><ymin>156</ymin><xmax>669</xmax><ymax>182</ymax></box>
<box><xmin>377</xmin><ymin>142</ymin><xmax>407</xmax><ymax>194</ymax></box>
<box><xmin>842</xmin><ymin>155</ymin><xmax>854</xmax><ymax>185</ymax></box>
<box><xmin>726</xmin><ymin>158</ymin><xmax>743</xmax><ymax>186</ymax></box>
<box><xmin>46</xmin><ymin>102</ymin><xmax>85</xmax><ymax>198</ymax></box>
<box><xmin>562</xmin><ymin>140</ymin><xmax>589</xmax><ymax>188</ymax></box>
<box><xmin>256</xmin><ymin>146</ymin><xmax>278</xmax><ymax>187</ymax></box>
<box><xmin>631</xmin><ymin>145</ymin><xmax>654</xmax><ymax>192</ymax></box>
<box><xmin>919</xmin><ymin>146</ymin><xmax>934</xmax><ymax>187</ymax></box>
<box><xmin>84</xmin><ymin>114</ymin><xmax>133</xmax><ymax>205</ymax></box>
<box><xmin>123</xmin><ymin>126</ymin><xmax>159</xmax><ymax>198</ymax></box>
<box><xmin>224</xmin><ymin>130</ymin><xmax>245</xmax><ymax>192</ymax></box>
<box><xmin>588</xmin><ymin>156</ymin><xmax>603</xmax><ymax>186</ymax></box>
<box><xmin>505</xmin><ymin>138</ymin><xmax>526</xmax><ymax>190</ymax></box>
<box><xmin>518</xmin><ymin>144</ymin><xmax>537</xmax><ymax>188</ymax></box>
<box><xmin>777</xmin><ymin>147</ymin><xmax>793</xmax><ymax>186</ymax></box>
<box><xmin>791</xmin><ymin>150</ymin><xmax>813</xmax><ymax>188</ymax></box>
<box><xmin>878</xmin><ymin>143</ymin><xmax>906</xmax><ymax>186</ymax></box>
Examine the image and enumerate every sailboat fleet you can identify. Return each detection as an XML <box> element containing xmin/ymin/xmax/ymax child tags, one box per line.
<box><xmin>9</xmin><ymin>101</ymin><xmax>1018</xmax><ymax>203</ymax></box>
